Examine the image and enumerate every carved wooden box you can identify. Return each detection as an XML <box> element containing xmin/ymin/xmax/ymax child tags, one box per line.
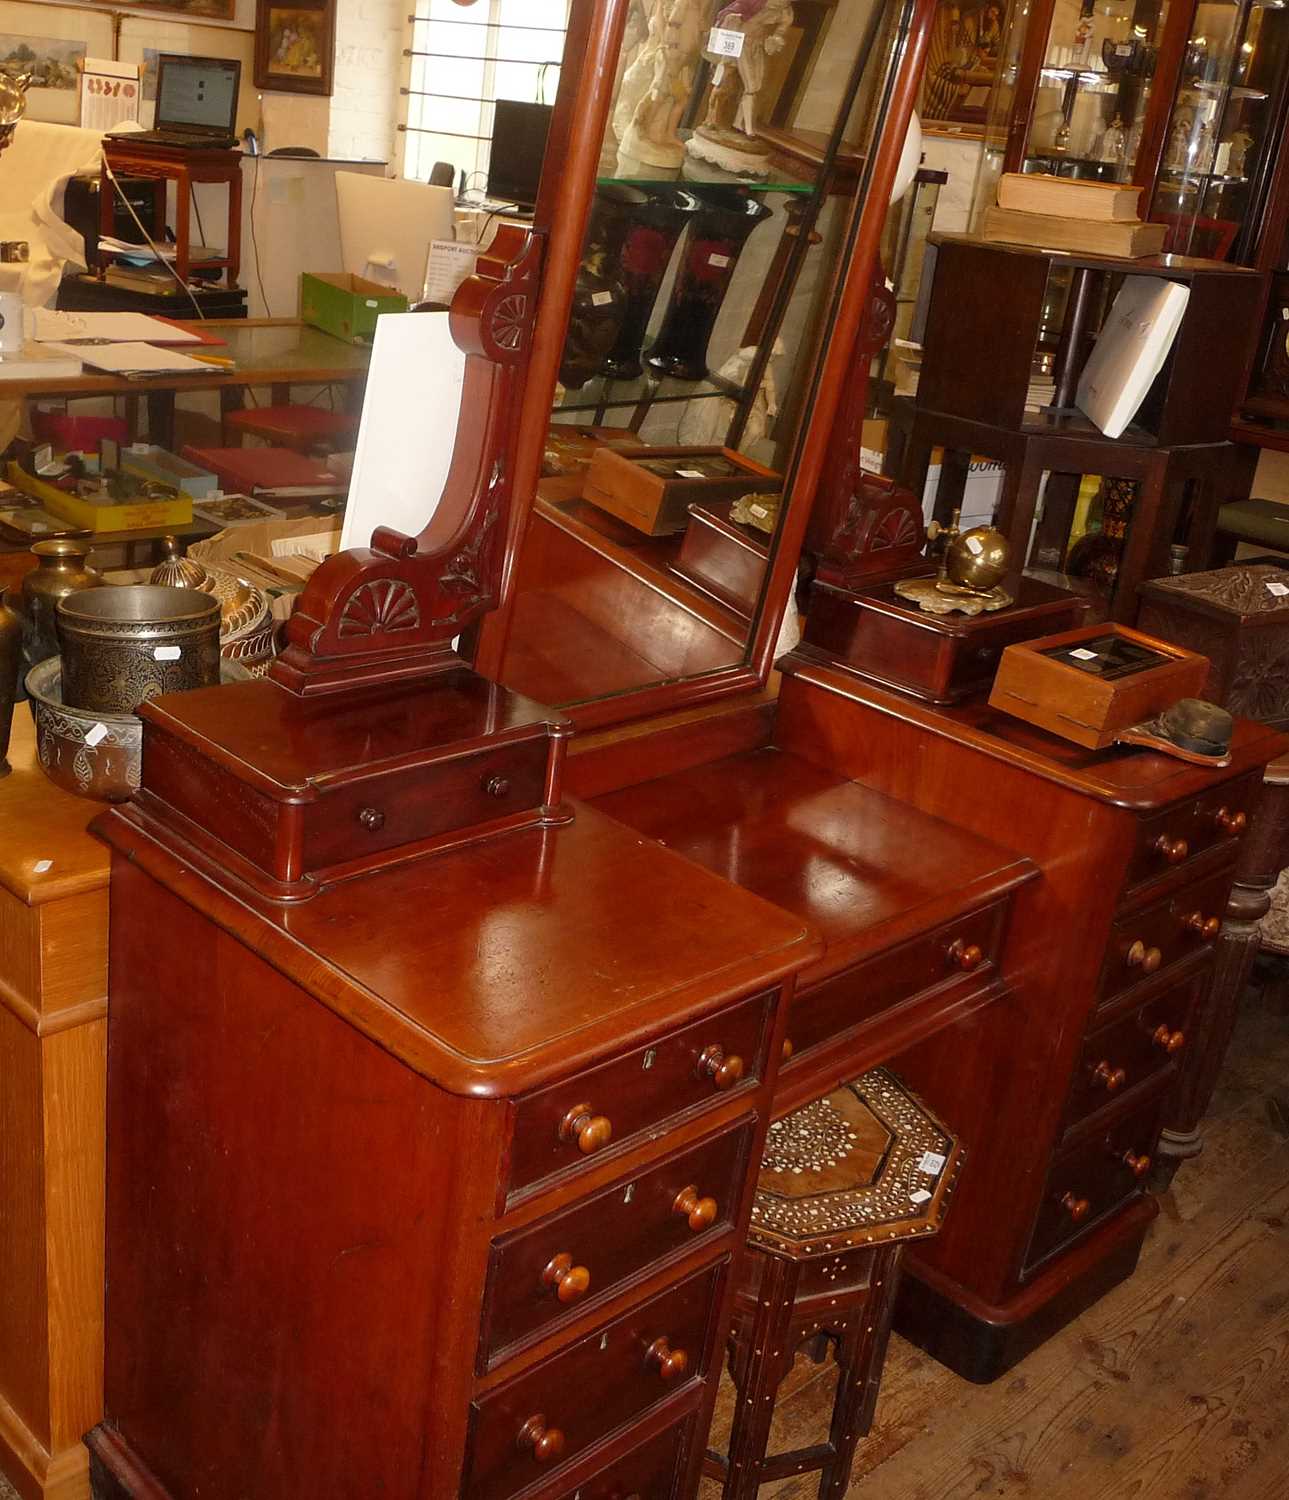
<box><xmin>1137</xmin><ymin>562</ymin><xmax>1289</xmax><ymax>729</ymax></box>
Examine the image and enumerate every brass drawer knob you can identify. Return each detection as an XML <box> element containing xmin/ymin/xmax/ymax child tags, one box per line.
<box><xmin>1059</xmin><ymin>1191</ymin><xmax>1090</xmax><ymax>1223</ymax></box>
<box><xmin>1215</xmin><ymin>807</ymin><xmax>1247</xmax><ymax>835</ymax></box>
<box><xmin>1151</xmin><ymin>1024</ymin><xmax>1186</xmax><ymax>1054</ymax></box>
<box><xmin>1090</xmin><ymin>1059</ymin><xmax>1128</xmax><ymax>1092</ymax></box>
<box><xmin>673</xmin><ymin>1184</ymin><xmax>718</xmax><ymax>1232</ymax></box>
<box><xmin>947</xmin><ymin>938</ymin><xmax>984</xmax><ymax>972</ymax></box>
<box><xmin>541</xmin><ymin>1252</ymin><xmax>590</xmax><ymax>1303</ymax></box>
<box><xmin>1154</xmin><ymin>833</ymin><xmax>1189</xmax><ymax>864</ymax></box>
<box><xmin>517</xmin><ymin>1414</ymin><xmax>565</xmax><ymax>1463</ymax></box>
<box><xmin>1183</xmin><ymin>911</ymin><xmax>1221</xmax><ymax>942</ymax></box>
<box><xmin>697</xmin><ymin>1044</ymin><xmax>744</xmax><ymax>1091</ymax></box>
<box><xmin>558</xmin><ymin>1102</ymin><xmax>612</xmax><ymax>1155</ymax></box>
<box><xmin>1120</xmin><ymin>1149</ymin><xmax>1152</xmax><ymax>1179</ymax></box>
<box><xmin>645</xmin><ymin>1336</ymin><xmax>688</xmax><ymax>1381</ymax></box>
<box><xmin>1126</xmin><ymin>940</ymin><xmax>1162</xmax><ymax>973</ymax></box>
<box><xmin>358</xmin><ymin>806</ymin><xmax>385</xmax><ymax>832</ymax></box>
<box><xmin>483</xmin><ymin>773</ymin><xmax>511</xmax><ymax>799</ymax></box>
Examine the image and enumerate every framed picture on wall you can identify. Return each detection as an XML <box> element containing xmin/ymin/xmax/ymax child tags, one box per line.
<box><xmin>920</xmin><ymin>0</ymin><xmax>1006</xmax><ymax>136</ymax></box>
<box><xmin>254</xmin><ymin>0</ymin><xmax>335</xmax><ymax>96</ymax></box>
<box><xmin>87</xmin><ymin>0</ymin><xmax>237</xmax><ymax>18</ymax></box>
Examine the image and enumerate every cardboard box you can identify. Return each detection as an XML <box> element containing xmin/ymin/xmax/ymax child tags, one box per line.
<box><xmin>8</xmin><ymin>462</ymin><xmax>192</xmax><ymax>534</ymax></box>
<box><xmin>300</xmin><ymin>272</ymin><xmax>408</xmax><ymax>345</ymax></box>
<box><xmin>191</xmin><ymin>515</ymin><xmax>343</xmax><ymax>621</ymax></box>
<box><xmin>120</xmin><ymin>444</ymin><xmax>220</xmax><ymax>499</ymax></box>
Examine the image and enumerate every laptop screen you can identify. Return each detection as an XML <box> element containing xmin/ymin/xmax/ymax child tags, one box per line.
<box><xmin>155</xmin><ymin>55</ymin><xmax>240</xmax><ymax>133</ymax></box>
<box><xmin>487</xmin><ymin>101</ymin><xmax>553</xmax><ymax>209</ymax></box>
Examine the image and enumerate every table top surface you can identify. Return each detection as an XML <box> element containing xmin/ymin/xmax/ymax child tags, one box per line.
<box><xmin>5</xmin><ymin>319</ymin><xmax>372</xmax><ymax>397</ymax></box>
<box><xmin>0</xmin><ymin>712</ymin><xmax>109</xmax><ymax>906</ymax></box>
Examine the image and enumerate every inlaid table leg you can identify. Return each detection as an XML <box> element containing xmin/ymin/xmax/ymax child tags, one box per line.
<box><xmin>718</xmin><ymin>1256</ymin><xmax>800</xmax><ymax>1500</ymax></box>
<box><xmin>819</xmin><ymin>1244</ymin><xmax>903</xmax><ymax>1500</ymax></box>
<box><xmin>1153</xmin><ymin>757</ymin><xmax>1289</xmax><ymax>1187</ymax></box>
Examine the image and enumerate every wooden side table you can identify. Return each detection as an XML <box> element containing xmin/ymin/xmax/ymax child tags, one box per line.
<box><xmin>704</xmin><ymin>1070</ymin><xmax>960</xmax><ymax>1498</ymax></box>
<box><xmin>0</xmin><ymin>713</ymin><xmax>109</xmax><ymax>1500</ymax></box>
<box><xmin>99</xmin><ymin>142</ymin><xmax>242</xmax><ymax>287</ymax></box>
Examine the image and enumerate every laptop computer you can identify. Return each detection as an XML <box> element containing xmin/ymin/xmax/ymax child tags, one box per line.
<box><xmin>109</xmin><ymin>54</ymin><xmax>240</xmax><ymax>151</ymax></box>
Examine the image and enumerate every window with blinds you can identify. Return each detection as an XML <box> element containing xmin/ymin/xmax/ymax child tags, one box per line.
<box><xmin>400</xmin><ymin>0</ymin><xmax>571</xmax><ymax>186</ymax></box>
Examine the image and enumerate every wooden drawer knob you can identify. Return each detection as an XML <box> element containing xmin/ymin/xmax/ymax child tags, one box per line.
<box><xmin>673</xmin><ymin>1184</ymin><xmax>718</xmax><ymax>1232</ymax></box>
<box><xmin>1151</xmin><ymin>1024</ymin><xmax>1186</xmax><ymax>1054</ymax></box>
<box><xmin>781</xmin><ymin>1037</ymin><xmax>794</xmax><ymax>1062</ymax></box>
<box><xmin>358</xmin><ymin>806</ymin><xmax>385</xmax><ymax>832</ymax></box>
<box><xmin>1120</xmin><ymin>1149</ymin><xmax>1152</xmax><ymax>1179</ymax></box>
<box><xmin>1059</xmin><ymin>1191</ymin><xmax>1090</xmax><ymax>1223</ymax></box>
<box><xmin>697</xmin><ymin>1044</ymin><xmax>744</xmax><ymax>1091</ymax></box>
<box><xmin>517</xmin><ymin>1414</ymin><xmax>565</xmax><ymax>1463</ymax></box>
<box><xmin>645</xmin><ymin>1336</ymin><xmax>688</xmax><ymax>1381</ymax></box>
<box><xmin>558</xmin><ymin>1103</ymin><xmax>612</xmax><ymax>1155</ymax></box>
<box><xmin>1090</xmin><ymin>1059</ymin><xmax>1127</xmax><ymax>1092</ymax></box>
<box><xmin>1183</xmin><ymin>911</ymin><xmax>1220</xmax><ymax>942</ymax></box>
<box><xmin>947</xmin><ymin>938</ymin><xmax>984</xmax><ymax>972</ymax></box>
<box><xmin>483</xmin><ymin>773</ymin><xmax>511</xmax><ymax>799</ymax></box>
<box><xmin>1154</xmin><ymin>833</ymin><xmax>1189</xmax><ymax>863</ymax></box>
<box><xmin>1215</xmin><ymin>807</ymin><xmax>1247</xmax><ymax>835</ymax></box>
<box><xmin>541</xmin><ymin>1252</ymin><xmax>590</xmax><ymax>1303</ymax></box>
<box><xmin>1126</xmin><ymin>940</ymin><xmax>1162</xmax><ymax>973</ymax></box>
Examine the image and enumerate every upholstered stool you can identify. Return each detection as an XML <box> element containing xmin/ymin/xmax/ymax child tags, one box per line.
<box><xmin>706</xmin><ymin>1069</ymin><xmax>961</xmax><ymax>1498</ymax></box>
<box><xmin>221</xmin><ymin>404</ymin><xmax>359</xmax><ymax>454</ymax></box>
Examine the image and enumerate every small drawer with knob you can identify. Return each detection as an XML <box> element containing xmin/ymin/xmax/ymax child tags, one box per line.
<box><xmin>781</xmin><ymin>902</ymin><xmax>1006</xmax><ymax>1070</ymax></box>
<box><xmin>464</xmin><ymin>1260</ymin><xmax>723</xmax><ymax>1500</ymax></box>
<box><xmin>1062</xmin><ymin>981</ymin><xmax>1199</xmax><ymax>1133</ymax></box>
<box><xmin>1025</xmin><ymin>1101</ymin><xmax>1165</xmax><ymax>1274</ymax></box>
<box><xmin>1098</xmin><ymin>866</ymin><xmax>1236</xmax><ymax>1006</ymax></box>
<box><xmin>1125</xmin><ymin>773</ymin><xmax>1261</xmax><ymax>892</ymax></box>
<box><xmin>505</xmin><ymin>992</ymin><xmax>773</xmax><ymax>1204</ymax></box>
<box><xmin>299</xmin><ymin>738</ymin><xmax>552</xmax><ymax>875</ymax></box>
<box><xmin>549</xmin><ymin>1416</ymin><xmax>691</xmax><ymax>1500</ymax></box>
<box><xmin>480</xmin><ymin>1119</ymin><xmax>753</xmax><ymax>1370</ymax></box>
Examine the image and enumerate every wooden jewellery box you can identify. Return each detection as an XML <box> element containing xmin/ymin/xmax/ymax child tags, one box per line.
<box><xmin>582</xmin><ymin>445</ymin><xmax>780</xmax><ymax>538</ymax></box>
<box><xmin>988</xmin><ymin>622</ymin><xmax>1210</xmax><ymax>748</ymax></box>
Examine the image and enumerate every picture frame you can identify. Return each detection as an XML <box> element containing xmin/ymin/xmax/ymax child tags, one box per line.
<box><xmin>254</xmin><ymin>0</ymin><xmax>335</xmax><ymax>97</ymax></box>
<box><xmin>919</xmin><ymin>0</ymin><xmax>1007</xmax><ymax>138</ymax></box>
<box><xmin>85</xmin><ymin>0</ymin><xmax>237</xmax><ymax>19</ymax></box>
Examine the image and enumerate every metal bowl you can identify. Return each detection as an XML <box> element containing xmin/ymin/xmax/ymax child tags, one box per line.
<box><xmin>27</xmin><ymin>656</ymin><xmax>250</xmax><ymax>802</ymax></box>
<box><xmin>56</xmin><ymin>585</ymin><xmax>221</xmax><ymax>714</ymax></box>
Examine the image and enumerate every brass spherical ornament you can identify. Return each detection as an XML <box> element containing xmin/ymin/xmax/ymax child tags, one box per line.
<box><xmin>944</xmin><ymin>525</ymin><xmax>1011</xmax><ymax>593</ymax></box>
<box><xmin>0</xmin><ymin>72</ymin><xmax>30</xmax><ymax>156</ymax></box>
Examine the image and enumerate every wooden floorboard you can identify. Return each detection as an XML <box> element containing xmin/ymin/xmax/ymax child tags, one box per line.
<box><xmin>701</xmin><ymin>982</ymin><xmax>1289</xmax><ymax>1500</ymax></box>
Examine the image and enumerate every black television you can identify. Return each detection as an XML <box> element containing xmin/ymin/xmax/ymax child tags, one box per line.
<box><xmin>486</xmin><ymin>100</ymin><xmax>554</xmax><ymax>211</ymax></box>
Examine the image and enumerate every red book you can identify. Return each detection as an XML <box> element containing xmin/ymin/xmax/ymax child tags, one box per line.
<box><xmin>181</xmin><ymin>446</ymin><xmax>340</xmax><ymax>494</ymax></box>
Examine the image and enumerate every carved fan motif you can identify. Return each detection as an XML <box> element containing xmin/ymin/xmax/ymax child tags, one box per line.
<box><xmin>870</xmin><ymin>506</ymin><xmax>920</xmax><ymax>552</ymax></box>
<box><xmin>490</xmin><ymin>294</ymin><xmax>529</xmax><ymax>352</ymax></box>
<box><xmin>337</xmin><ymin>580</ymin><xmax>422</xmax><ymax>638</ymax></box>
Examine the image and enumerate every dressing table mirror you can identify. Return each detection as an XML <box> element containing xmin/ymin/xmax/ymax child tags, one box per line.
<box><xmin>473</xmin><ymin>0</ymin><xmax>929</xmax><ymax>732</ymax></box>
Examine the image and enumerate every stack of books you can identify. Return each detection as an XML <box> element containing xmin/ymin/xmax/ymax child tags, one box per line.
<box><xmin>982</xmin><ymin>174</ymin><xmax>1168</xmax><ymax>258</ymax></box>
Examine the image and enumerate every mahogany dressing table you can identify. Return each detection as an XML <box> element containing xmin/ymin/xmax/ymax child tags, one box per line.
<box><xmin>79</xmin><ymin>2</ymin><xmax>1276</xmax><ymax>1498</ymax></box>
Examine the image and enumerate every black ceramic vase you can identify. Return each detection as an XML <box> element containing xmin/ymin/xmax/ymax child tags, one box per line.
<box><xmin>599</xmin><ymin>186</ymin><xmax>700</xmax><ymax>382</ymax></box>
<box><xmin>558</xmin><ymin>186</ymin><xmax>637</xmax><ymax>391</ymax></box>
<box><xmin>643</xmin><ymin>188</ymin><xmax>773</xmax><ymax>383</ymax></box>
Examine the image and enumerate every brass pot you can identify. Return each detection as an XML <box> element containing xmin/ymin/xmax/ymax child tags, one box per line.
<box><xmin>0</xmin><ymin>591</ymin><xmax>20</xmax><ymax>776</ymax></box>
<box><xmin>21</xmin><ymin>538</ymin><xmax>104</xmax><ymax>670</ymax></box>
<box><xmin>56</xmin><ymin>586</ymin><xmax>221</xmax><ymax>714</ymax></box>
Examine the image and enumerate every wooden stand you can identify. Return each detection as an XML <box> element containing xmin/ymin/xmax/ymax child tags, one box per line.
<box><xmin>0</xmin><ymin>715</ymin><xmax>109</xmax><ymax>1500</ymax></box>
<box><xmin>99</xmin><ymin>142</ymin><xmax>242</xmax><ymax>288</ymax></box>
<box><xmin>671</xmin><ymin>502</ymin><xmax>771</xmax><ymax>620</ymax></box>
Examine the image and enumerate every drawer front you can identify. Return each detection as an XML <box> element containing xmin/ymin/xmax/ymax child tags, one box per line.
<box><xmin>552</xmin><ymin>1418</ymin><xmax>690</xmax><ymax>1499</ymax></box>
<box><xmin>507</xmin><ymin>992</ymin><xmax>773</xmax><ymax>1202</ymax></box>
<box><xmin>466</xmin><ymin>1261</ymin><xmax>724</xmax><ymax>1500</ymax></box>
<box><xmin>1064</xmin><ymin>981</ymin><xmax>1199</xmax><ymax>1133</ymax></box>
<box><xmin>482</xmin><ymin>1120</ymin><xmax>753</xmax><ymax>1369</ymax></box>
<box><xmin>1126</xmin><ymin>772</ymin><xmax>1260</xmax><ymax>890</ymax></box>
<box><xmin>1025</xmin><ymin>1100</ymin><xmax>1164</xmax><ymax>1275</ymax></box>
<box><xmin>783</xmin><ymin>903</ymin><xmax>1004</xmax><ymax>1067</ymax></box>
<box><xmin>302</xmin><ymin>737</ymin><xmax>549</xmax><ymax>873</ymax></box>
<box><xmin>1098</xmin><ymin>866</ymin><xmax>1233</xmax><ymax>1005</ymax></box>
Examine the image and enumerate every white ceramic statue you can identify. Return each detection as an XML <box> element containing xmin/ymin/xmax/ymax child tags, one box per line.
<box><xmin>687</xmin><ymin>0</ymin><xmax>794</xmax><ymax>177</ymax></box>
<box><xmin>617</xmin><ymin>0</ymin><xmax>707</xmax><ymax>175</ymax></box>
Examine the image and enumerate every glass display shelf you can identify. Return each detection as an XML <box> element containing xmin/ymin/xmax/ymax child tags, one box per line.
<box><xmin>554</xmin><ymin>370</ymin><xmax>743</xmax><ymax>416</ymax></box>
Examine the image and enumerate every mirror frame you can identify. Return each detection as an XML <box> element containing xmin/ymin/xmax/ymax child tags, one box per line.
<box><xmin>471</xmin><ymin>0</ymin><xmax>937</xmax><ymax>732</ymax></box>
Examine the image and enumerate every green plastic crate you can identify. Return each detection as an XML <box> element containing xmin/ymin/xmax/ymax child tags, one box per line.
<box><xmin>299</xmin><ymin>272</ymin><xmax>408</xmax><ymax>345</ymax></box>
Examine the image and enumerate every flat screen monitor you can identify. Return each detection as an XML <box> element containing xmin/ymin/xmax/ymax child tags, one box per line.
<box><xmin>487</xmin><ymin>100</ymin><xmax>553</xmax><ymax>210</ymax></box>
<box><xmin>155</xmin><ymin>55</ymin><xmax>240</xmax><ymax>134</ymax></box>
<box><xmin>334</xmin><ymin>173</ymin><xmax>457</xmax><ymax>301</ymax></box>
